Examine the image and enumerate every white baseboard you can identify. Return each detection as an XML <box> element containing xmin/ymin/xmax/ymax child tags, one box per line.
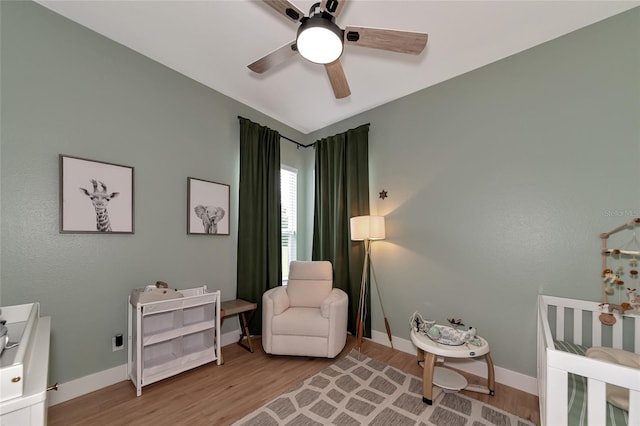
<box><xmin>48</xmin><ymin>329</ymin><xmax>243</xmax><ymax>406</ymax></box>
<box><xmin>219</xmin><ymin>328</ymin><xmax>246</xmax><ymax>348</ymax></box>
<box><xmin>47</xmin><ymin>364</ymin><xmax>128</xmax><ymax>406</ymax></box>
<box><xmin>49</xmin><ymin>329</ymin><xmax>537</xmax><ymax>407</ymax></box>
<box><xmin>370</xmin><ymin>330</ymin><xmax>538</xmax><ymax>396</ymax></box>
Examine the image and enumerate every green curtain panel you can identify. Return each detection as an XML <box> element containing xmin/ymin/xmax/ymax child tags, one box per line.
<box><xmin>237</xmin><ymin>118</ymin><xmax>282</xmax><ymax>336</ymax></box>
<box><xmin>312</xmin><ymin>124</ymin><xmax>370</xmax><ymax>336</ymax></box>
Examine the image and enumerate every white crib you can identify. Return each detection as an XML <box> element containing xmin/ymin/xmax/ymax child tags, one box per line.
<box><xmin>537</xmin><ymin>295</ymin><xmax>640</xmax><ymax>426</ymax></box>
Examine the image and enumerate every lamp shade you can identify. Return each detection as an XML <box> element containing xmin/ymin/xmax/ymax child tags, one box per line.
<box><xmin>350</xmin><ymin>215</ymin><xmax>385</xmax><ymax>241</ymax></box>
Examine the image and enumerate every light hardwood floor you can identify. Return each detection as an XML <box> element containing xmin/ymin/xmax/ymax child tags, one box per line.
<box><xmin>48</xmin><ymin>336</ymin><xmax>540</xmax><ymax>425</ymax></box>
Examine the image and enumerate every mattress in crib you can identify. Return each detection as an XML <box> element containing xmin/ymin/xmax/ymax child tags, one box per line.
<box><xmin>554</xmin><ymin>340</ymin><xmax>629</xmax><ymax>426</ymax></box>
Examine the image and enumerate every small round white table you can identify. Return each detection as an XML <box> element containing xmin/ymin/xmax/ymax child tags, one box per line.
<box><xmin>410</xmin><ymin>328</ymin><xmax>495</xmax><ymax>405</ymax></box>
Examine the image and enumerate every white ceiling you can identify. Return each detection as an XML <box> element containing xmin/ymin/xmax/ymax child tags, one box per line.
<box><xmin>37</xmin><ymin>1</ymin><xmax>639</xmax><ymax>134</ymax></box>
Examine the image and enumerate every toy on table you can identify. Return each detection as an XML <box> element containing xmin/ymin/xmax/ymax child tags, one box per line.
<box><xmin>410</xmin><ymin>311</ymin><xmax>482</xmax><ymax>346</ymax></box>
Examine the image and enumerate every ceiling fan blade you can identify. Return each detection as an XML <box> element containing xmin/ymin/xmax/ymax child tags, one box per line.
<box><xmin>320</xmin><ymin>0</ymin><xmax>347</xmax><ymax>18</ymax></box>
<box><xmin>344</xmin><ymin>26</ymin><xmax>428</xmax><ymax>55</ymax></box>
<box><xmin>324</xmin><ymin>60</ymin><xmax>351</xmax><ymax>99</ymax></box>
<box><xmin>263</xmin><ymin>0</ymin><xmax>305</xmax><ymax>23</ymax></box>
<box><xmin>248</xmin><ymin>41</ymin><xmax>298</xmax><ymax>74</ymax></box>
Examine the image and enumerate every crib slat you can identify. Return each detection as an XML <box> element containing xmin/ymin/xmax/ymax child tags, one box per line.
<box><xmin>635</xmin><ymin>316</ymin><xmax>640</xmax><ymax>354</ymax></box>
<box><xmin>629</xmin><ymin>389</ymin><xmax>640</xmax><ymax>426</ymax></box>
<box><xmin>592</xmin><ymin>312</ymin><xmax>602</xmax><ymax>347</ymax></box>
<box><xmin>547</xmin><ymin>366</ymin><xmax>568</xmax><ymax>426</ymax></box>
<box><xmin>557</xmin><ymin>307</ymin><xmax>565</xmax><ymax>342</ymax></box>
<box><xmin>587</xmin><ymin>378</ymin><xmax>606</xmax><ymax>426</ymax></box>
<box><xmin>612</xmin><ymin>314</ymin><xmax>623</xmax><ymax>349</ymax></box>
<box><xmin>573</xmin><ymin>308</ymin><xmax>582</xmax><ymax>345</ymax></box>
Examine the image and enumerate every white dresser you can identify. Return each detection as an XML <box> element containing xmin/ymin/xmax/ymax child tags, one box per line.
<box><xmin>0</xmin><ymin>303</ymin><xmax>51</xmax><ymax>425</ymax></box>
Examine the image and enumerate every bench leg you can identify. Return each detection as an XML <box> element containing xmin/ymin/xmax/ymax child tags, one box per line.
<box><xmin>219</xmin><ymin>317</ymin><xmax>225</xmax><ymax>364</ymax></box>
<box><xmin>237</xmin><ymin>311</ymin><xmax>255</xmax><ymax>352</ymax></box>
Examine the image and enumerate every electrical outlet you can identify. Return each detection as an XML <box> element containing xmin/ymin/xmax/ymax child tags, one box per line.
<box><xmin>112</xmin><ymin>334</ymin><xmax>124</xmax><ymax>352</ymax></box>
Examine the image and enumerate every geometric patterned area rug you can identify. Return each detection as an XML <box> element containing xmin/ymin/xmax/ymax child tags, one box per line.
<box><xmin>232</xmin><ymin>349</ymin><xmax>535</xmax><ymax>426</ymax></box>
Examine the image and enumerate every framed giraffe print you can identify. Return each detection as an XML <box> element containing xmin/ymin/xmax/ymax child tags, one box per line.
<box><xmin>60</xmin><ymin>155</ymin><xmax>134</xmax><ymax>234</ymax></box>
<box><xmin>187</xmin><ymin>177</ymin><xmax>230</xmax><ymax>235</ymax></box>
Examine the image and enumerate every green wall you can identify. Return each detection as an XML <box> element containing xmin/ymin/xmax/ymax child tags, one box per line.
<box><xmin>2</xmin><ymin>0</ymin><xmax>639</xmax><ymax>387</ymax></box>
<box><xmin>309</xmin><ymin>7</ymin><xmax>640</xmax><ymax>376</ymax></box>
<box><xmin>0</xmin><ymin>1</ymin><xmax>306</xmax><ymax>384</ymax></box>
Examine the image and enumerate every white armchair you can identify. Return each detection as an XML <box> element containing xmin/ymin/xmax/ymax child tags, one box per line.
<box><xmin>262</xmin><ymin>261</ymin><xmax>348</xmax><ymax>358</ymax></box>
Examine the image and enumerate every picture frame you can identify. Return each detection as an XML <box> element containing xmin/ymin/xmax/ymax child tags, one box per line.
<box><xmin>187</xmin><ymin>177</ymin><xmax>230</xmax><ymax>235</ymax></box>
<box><xmin>60</xmin><ymin>155</ymin><xmax>134</xmax><ymax>234</ymax></box>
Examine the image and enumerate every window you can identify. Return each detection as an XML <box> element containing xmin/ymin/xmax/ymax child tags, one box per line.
<box><xmin>281</xmin><ymin>167</ymin><xmax>297</xmax><ymax>281</ymax></box>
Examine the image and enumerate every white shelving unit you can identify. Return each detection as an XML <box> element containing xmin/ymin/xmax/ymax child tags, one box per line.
<box><xmin>127</xmin><ymin>286</ymin><xmax>221</xmax><ymax>396</ymax></box>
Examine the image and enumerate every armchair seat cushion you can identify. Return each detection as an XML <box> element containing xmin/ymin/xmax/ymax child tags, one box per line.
<box><xmin>272</xmin><ymin>307</ymin><xmax>329</xmax><ymax>337</ymax></box>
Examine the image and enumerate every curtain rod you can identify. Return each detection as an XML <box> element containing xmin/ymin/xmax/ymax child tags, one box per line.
<box><xmin>238</xmin><ymin>116</ymin><xmax>370</xmax><ymax>149</ymax></box>
<box><xmin>237</xmin><ymin>115</ymin><xmax>313</xmax><ymax>149</ymax></box>
<box><xmin>281</xmin><ymin>134</ymin><xmax>315</xmax><ymax>149</ymax></box>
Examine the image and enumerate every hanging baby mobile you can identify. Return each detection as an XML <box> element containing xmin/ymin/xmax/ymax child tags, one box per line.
<box><xmin>599</xmin><ymin>218</ymin><xmax>640</xmax><ymax>325</ymax></box>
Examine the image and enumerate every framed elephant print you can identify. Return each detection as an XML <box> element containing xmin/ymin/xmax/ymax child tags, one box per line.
<box><xmin>187</xmin><ymin>177</ymin><xmax>230</xmax><ymax>235</ymax></box>
<box><xmin>60</xmin><ymin>155</ymin><xmax>134</xmax><ymax>234</ymax></box>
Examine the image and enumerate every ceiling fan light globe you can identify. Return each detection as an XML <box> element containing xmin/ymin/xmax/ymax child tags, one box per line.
<box><xmin>296</xmin><ymin>17</ymin><xmax>343</xmax><ymax>64</ymax></box>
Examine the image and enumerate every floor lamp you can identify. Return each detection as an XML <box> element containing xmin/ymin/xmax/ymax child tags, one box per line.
<box><xmin>350</xmin><ymin>215</ymin><xmax>393</xmax><ymax>351</ymax></box>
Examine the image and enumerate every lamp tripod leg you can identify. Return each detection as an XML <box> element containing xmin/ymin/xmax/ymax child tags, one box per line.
<box><xmin>356</xmin><ymin>240</ymin><xmax>369</xmax><ymax>351</ymax></box>
<box><xmin>369</xmin><ymin>257</ymin><xmax>393</xmax><ymax>349</ymax></box>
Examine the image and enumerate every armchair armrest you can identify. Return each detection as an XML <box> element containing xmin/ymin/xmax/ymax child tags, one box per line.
<box><xmin>262</xmin><ymin>286</ymin><xmax>289</xmax><ymax>355</ymax></box>
<box><xmin>320</xmin><ymin>288</ymin><xmax>348</xmax><ymax>319</ymax></box>
<box><xmin>264</xmin><ymin>286</ymin><xmax>289</xmax><ymax>316</ymax></box>
<box><xmin>321</xmin><ymin>288</ymin><xmax>349</xmax><ymax>358</ymax></box>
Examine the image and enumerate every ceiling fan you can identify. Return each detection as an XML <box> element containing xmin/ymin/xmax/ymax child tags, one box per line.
<box><xmin>248</xmin><ymin>0</ymin><xmax>428</xmax><ymax>99</ymax></box>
